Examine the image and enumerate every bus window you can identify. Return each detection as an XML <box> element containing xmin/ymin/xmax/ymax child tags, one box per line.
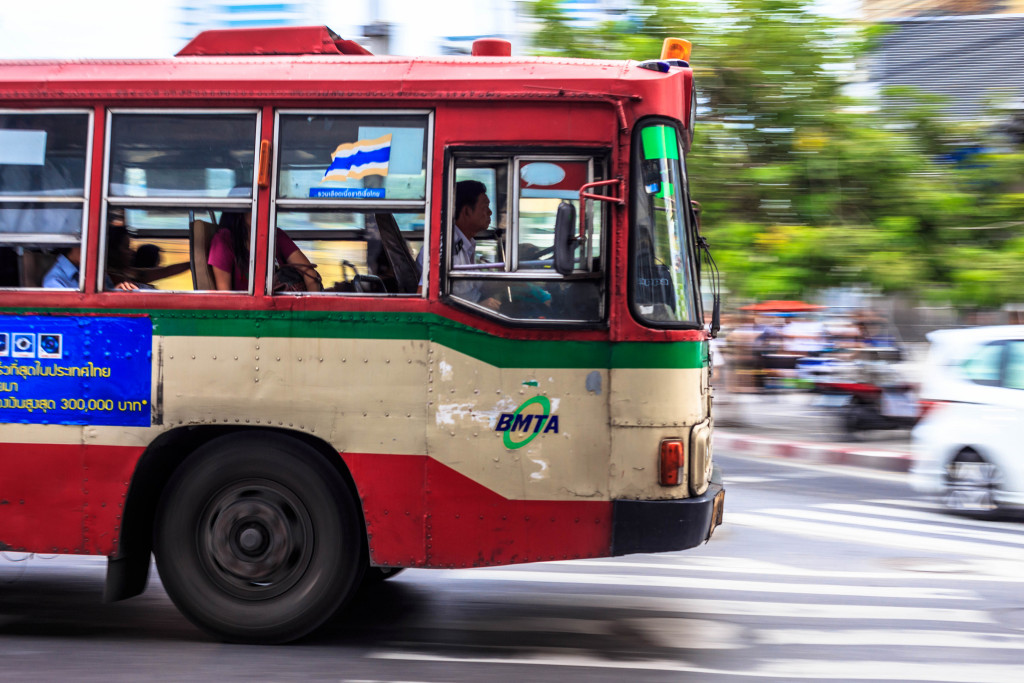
<box><xmin>272</xmin><ymin>111</ymin><xmax>430</xmax><ymax>296</ymax></box>
<box><xmin>444</xmin><ymin>155</ymin><xmax>605</xmax><ymax>323</ymax></box>
<box><xmin>0</xmin><ymin>111</ymin><xmax>91</xmax><ymax>289</ymax></box>
<box><xmin>104</xmin><ymin>111</ymin><xmax>260</xmax><ymax>292</ymax></box>
<box><xmin>630</xmin><ymin>122</ymin><xmax>700</xmax><ymax>326</ymax></box>
<box><xmin>274</xmin><ymin>209</ymin><xmax>423</xmax><ymax>294</ymax></box>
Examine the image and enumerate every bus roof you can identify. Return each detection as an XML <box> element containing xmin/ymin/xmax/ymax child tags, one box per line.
<box><xmin>0</xmin><ymin>27</ymin><xmax>690</xmax><ymax>125</ymax></box>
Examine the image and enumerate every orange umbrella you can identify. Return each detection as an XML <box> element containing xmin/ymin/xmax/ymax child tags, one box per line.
<box><xmin>739</xmin><ymin>300</ymin><xmax>824</xmax><ymax>313</ymax></box>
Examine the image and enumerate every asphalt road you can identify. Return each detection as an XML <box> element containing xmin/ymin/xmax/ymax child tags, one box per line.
<box><xmin>2</xmin><ymin>450</ymin><xmax>1024</xmax><ymax>682</ymax></box>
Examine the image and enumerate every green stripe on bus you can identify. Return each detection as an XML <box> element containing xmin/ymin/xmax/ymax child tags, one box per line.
<box><xmin>0</xmin><ymin>307</ymin><xmax>706</xmax><ymax>369</ymax></box>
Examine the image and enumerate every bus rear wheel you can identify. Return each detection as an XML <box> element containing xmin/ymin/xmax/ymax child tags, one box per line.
<box><xmin>154</xmin><ymin>432</ymin><xmax>365</xmax><ymax>643</ymax></box>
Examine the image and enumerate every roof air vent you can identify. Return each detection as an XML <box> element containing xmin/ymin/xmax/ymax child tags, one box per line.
<box><xmin>176</xmin><ymin>26</ymin><xmax>372</xmax><ymax>57</ymax></box>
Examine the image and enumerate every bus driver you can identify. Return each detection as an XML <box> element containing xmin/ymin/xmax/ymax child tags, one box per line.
<box><xmin>418</xmin><ymin>179</ymin><xmax>499</xmax><ymax>309</ymax></box>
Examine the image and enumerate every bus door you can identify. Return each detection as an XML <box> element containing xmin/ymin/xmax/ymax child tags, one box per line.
<box><xmin>421</xmin><ymin>153</ymin><xmax>610</xmax><ymax>565</ymax></box>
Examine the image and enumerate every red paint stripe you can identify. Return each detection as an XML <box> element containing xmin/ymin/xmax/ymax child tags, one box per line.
<box><xmin>0</xmin><ymin>442</ymin><xmax>141</xmax><ymax>555</ymax></box>
<box><xmin>343</xmin><ymin>452</ymin><xmax>612</xmax><ymax>568</ymax></box>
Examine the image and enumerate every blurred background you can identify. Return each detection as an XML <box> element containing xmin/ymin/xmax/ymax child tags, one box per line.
<box><xmin>6</xmin><ymin>6</ymin><xmax>1024</xmax><ymax>677</ymax></box>
<box><xmin>5</xmin><ymin>0</ymin><xmax>1024</xmax><ymax>403</ymax></box>
<box><xmin>4</xmin><ymin>1</ymin><xmax>1023</xmax><ymax>336</ymax></box>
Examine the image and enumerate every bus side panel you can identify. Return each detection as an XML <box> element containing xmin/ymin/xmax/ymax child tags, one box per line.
<box><xmin>82</xmin><ymin>443</ymin><xmax>143</xmax><ymax>555</ymax></box>
<box><xmin>0</xmin><ymin>443</ymin><xmax>85</xmax><ymax>554</ymax></box>
<box><xmin>343</xmin><ymin>452</ymin><xmax>429</xmax><ymax>567</ymax></box>
<box><xmin>0</xmin><ymin>441</ymin><xmax>139</xmax><ymax>555</ymax></box>
<box><xmin>344</xmin><ymin>452</ymin><xmax>611</xmax><ymax>568</ymax></box>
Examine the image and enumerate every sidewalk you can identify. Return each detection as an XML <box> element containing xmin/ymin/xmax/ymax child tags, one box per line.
<box><xmin>714</xmin><ymin>429</ymin><xmax>913</xmax><ymax>473</ymax></box>
<box><xmin>712</xmin><ymin>390</ymin><xmax>914</xmax><ymax>473</ymax></box>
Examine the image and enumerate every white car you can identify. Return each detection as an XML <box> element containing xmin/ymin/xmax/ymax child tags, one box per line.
<box><xmin>911</xmin><ymin>326</ymin><xmax>1024</xmax><ymax>514</ymax></box>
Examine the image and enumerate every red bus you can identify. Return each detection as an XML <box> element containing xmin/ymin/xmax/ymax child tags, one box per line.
<box><xmin>0</xmin><ymin>26</ymin><xmax>722</xmax><ymax>643</ymax></box>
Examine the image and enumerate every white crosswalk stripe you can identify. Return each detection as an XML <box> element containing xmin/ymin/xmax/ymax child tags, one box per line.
<box><xmin>361</xmin><ymin>498</ymin><xmax>1024</xmax><ymax>679</ymax></box>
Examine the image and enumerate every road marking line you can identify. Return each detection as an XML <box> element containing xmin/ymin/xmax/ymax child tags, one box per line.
<box><xmin>367</xmin><ymin>651</ymin><xmax>695</xmax><ymax>672</ymax></box>
<box><xmin>757</xmin><ymin>628</ymin><xmax>1024</xmax><ymax>649</ymax></box>
<box><xmin>825</xmin><ymin>502</ymin><xmax>1024</xmax><ymax>533</ymax></box>
<box><xmin>522</xmin><ymin>594</ymin><xmax>991</xmax><ymax>623</ymax></box>
<box><xmin>751</xmin><ymin>659</ymin><xmax>1024</xmax><ymax>682</ymax></box>
<box><xmin>728</xmin><ymin>511</ymin><xmax>1024</xmax><ymax>562</ymax></box>
<box><xmin>367</xmin><ymin>652</ymin><xmax>1022</xmax><ymax>681</ymax></box>
<box><xmin>546</xmin><ymin>558</ymin><xmax>1024</xmax><ymax>582</ymax></box>
<box><xmin>768</xmin><ymin>507</ymin><xmax>1024</xmax><ymax>546</ymax></box>
<box><xmin>443</xmin><ymin>569</ymin><xmax>971</xmax><ymax>600</ymax></box>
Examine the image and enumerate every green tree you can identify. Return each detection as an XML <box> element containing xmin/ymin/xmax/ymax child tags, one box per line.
<box><xmin>529</xmin><ymin>0</ymin><xmax>1024</xmax><ymax>308</ymax></box>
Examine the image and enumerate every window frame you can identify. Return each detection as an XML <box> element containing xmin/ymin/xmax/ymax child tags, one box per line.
<box><xmin>269</xmin><ymin>108</ymin><xmax>434</xmax><ymax>297</ymax></box>
<box><xmin>444</xmin><ymin>149</ymin><xmax>609</xmax><ymax>326</ymax></box>
<box><xmin>961</xmin><ymin>340</ymin><xmax>1006</xmax><ymax>388</ymax></box>
<box><xmin>0</xmin><ymin>108</ymin><xmax>94</xmax><ymax>291</ymax></box>
<box><xmin>627</xmin><ymin>116</ymin><xmax>703</xmax><ymax>330</ymax></box>
<box><xmin>101</xmin><ymin>107</ymin><xmax>263</xmax><ymax>293</ymax></box>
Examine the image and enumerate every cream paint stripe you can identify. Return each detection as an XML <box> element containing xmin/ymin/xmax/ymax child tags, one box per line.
<box><xmin>545</xmin><ymin>558</ymin><xmax>1024</xmax><ymax>582</ymax></box>
<box><xmin>443</xmin><ymin>569</ymin><xmax>971</xmax><ymax>599</ymax></box>
<box><xmin>610</xmin><ymin>366</ymin><xmax>705</xmax><ymax>426</ymax></box>
<box><xmin>368</xmin><ymin>653</ymin><xmax>1023</xmax><ymax>681</ymax></box>
<box><xmin>428</xmin><ymin>344</ymin><xmax>614</xmax><ymax>501</ymax></box>
<box><xmin>759</xmin><ymin>507</ymin><xmax>1024</xmax><ymax>547</ymax></box>
<box><xmin>728</xmin><ymin>512</ymin><xmax>1024</xmax><ymax>561</ymax></box>
<box><xmin>758</xmin><ymin>628</ymin><xmax>1024</xmax><ymax>649</ymax></box>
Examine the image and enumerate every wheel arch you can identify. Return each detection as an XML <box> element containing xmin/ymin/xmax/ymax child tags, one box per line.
<box><xmin>104</xmin><ymin>425</ymin><xmax>361</xmax><ymax>603</ymax></box>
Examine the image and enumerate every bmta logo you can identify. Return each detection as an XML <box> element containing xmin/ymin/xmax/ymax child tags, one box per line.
<box><xmin>495</xmin><ymin>395</ymin><xmax>559</xmax><ymax>449</ymax></box>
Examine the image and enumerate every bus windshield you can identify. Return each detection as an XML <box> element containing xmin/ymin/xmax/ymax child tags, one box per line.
<box><xmin>631</xmin><ymin>121</ymin><xmax>700</xmax><ymax>326</ymax></box>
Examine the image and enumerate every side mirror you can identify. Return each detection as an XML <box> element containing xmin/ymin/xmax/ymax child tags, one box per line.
<box><xmin>553</xmin><ymin>201</ymin><xmax>578</xmax><ymax>276</ymax></box>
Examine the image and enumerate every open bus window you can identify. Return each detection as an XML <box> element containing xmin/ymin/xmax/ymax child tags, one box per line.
<box><xmin>443</xmin><ymin>156</ymin><xmax>605</xmax><ymax>323</ymax></box>
<box><xmin>102</xmin><ymin>206</ymin><xmax>258</xmax><ymax>292</ymax></box>
<box><xmin>104</xmin><ymin>111</ymin><xmax>259</xmax><ymax>292</ymax></box>
<box><xmin>0</xmin><ymin>112</ymin><xmax>90</xmax><ymax>289</ymax></box>
<box><xmin>274</xmin><ymin>210</ymin><xmax>423</xmax><ymax>294</ymax></box>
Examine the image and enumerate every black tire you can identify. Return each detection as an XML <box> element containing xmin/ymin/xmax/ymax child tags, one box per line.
<box><xmin>363</xmin><ymin>567</ymin><xmax>405</xmax><ymax>584</ymax></box>
<box><xmin>154</xmin><ymin>431</ymin><xmax>365</xmax><ymax>643</ymax></box>
<box><xmin>842</xmin><ymin>402</ymin><xmax>866</xmax><ymax>437</ymax></box>
<box><xmin>944</xmin><ymin>449</ymin><xmax>1001</xmax><ymax>517</ymax></box>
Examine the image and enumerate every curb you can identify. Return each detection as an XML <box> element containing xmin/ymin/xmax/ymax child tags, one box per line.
<box><xmin>714</xmin><ymin>430</ymin><xmax>913</xmax><ymax>473</ymax></box>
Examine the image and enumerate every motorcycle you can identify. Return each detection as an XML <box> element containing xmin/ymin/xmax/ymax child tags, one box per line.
<box><xmin>809</xmin><ymin>347</ymin><xmax>919</xmax><ymax>436</ymax></box>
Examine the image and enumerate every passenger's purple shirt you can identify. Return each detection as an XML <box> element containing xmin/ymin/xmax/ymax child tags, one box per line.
<box><xmin>208</xmin><ymin>228</ymin><xmax>299</xmax><ymax>289</ymax></box>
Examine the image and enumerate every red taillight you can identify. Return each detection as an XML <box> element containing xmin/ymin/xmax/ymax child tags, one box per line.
<box><xmin>917</xmin><ymin>400</ymin><xmax>947</xmax><ymax>422</ymax></box>
<box><xmin>659</xmin><ymin>439</ymin><xmax>686</xmax><ymax>486</ymax></box>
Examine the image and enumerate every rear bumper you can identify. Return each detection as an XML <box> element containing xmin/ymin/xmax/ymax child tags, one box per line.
<box><xmin>610</xmin><ymin>472</ymin><xmax>725</xmax><ymax>556</ymax></box>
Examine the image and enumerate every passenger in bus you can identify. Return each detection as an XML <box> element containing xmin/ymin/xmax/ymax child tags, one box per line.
<box><xmin>208</xmin><ymin>211</ymin><xmax>320</xmax><ymax>292</ymax></box>
<box><xmin>417</xmin><ymin>179</ymin><xmax>500</xmax><ymax>309</ymax></box>
<box><xmin>42</xmin><ymin>243</ymin><xmax>138</xmax><ymax>290</ymax></box>
<box><xmin>105</xmin><ymin>223</ymin><xmax>190</xmax><ymax>289</ymax></box>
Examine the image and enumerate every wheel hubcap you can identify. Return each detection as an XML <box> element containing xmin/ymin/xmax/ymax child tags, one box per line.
<box><xmin>200</xmin><ymin>481</ymin><xmax>314</xmax><ymax>599</ymax></box>
<box><xmin>945</xmin><ymin>460</ymin><xmax>1000</xmax><ymax>511</ymax></box>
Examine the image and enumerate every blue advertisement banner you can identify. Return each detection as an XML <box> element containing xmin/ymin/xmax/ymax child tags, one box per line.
<box><xmin>0</xmin><ymin>315</ymin><xmax>152</xmax><ymax>427</ymax></box>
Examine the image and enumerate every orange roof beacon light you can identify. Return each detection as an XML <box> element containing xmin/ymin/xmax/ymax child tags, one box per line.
<box><xmin>661</xmin><ymin>38</ymin><xmax>692</xmax><ymax>63</ymax></box>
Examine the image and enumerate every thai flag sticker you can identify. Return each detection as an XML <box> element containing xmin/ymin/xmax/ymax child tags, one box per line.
<box><xmin>321</xmin><ymin>134</ymin><xmax>393</xmax><ymax>182</ymax></box>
